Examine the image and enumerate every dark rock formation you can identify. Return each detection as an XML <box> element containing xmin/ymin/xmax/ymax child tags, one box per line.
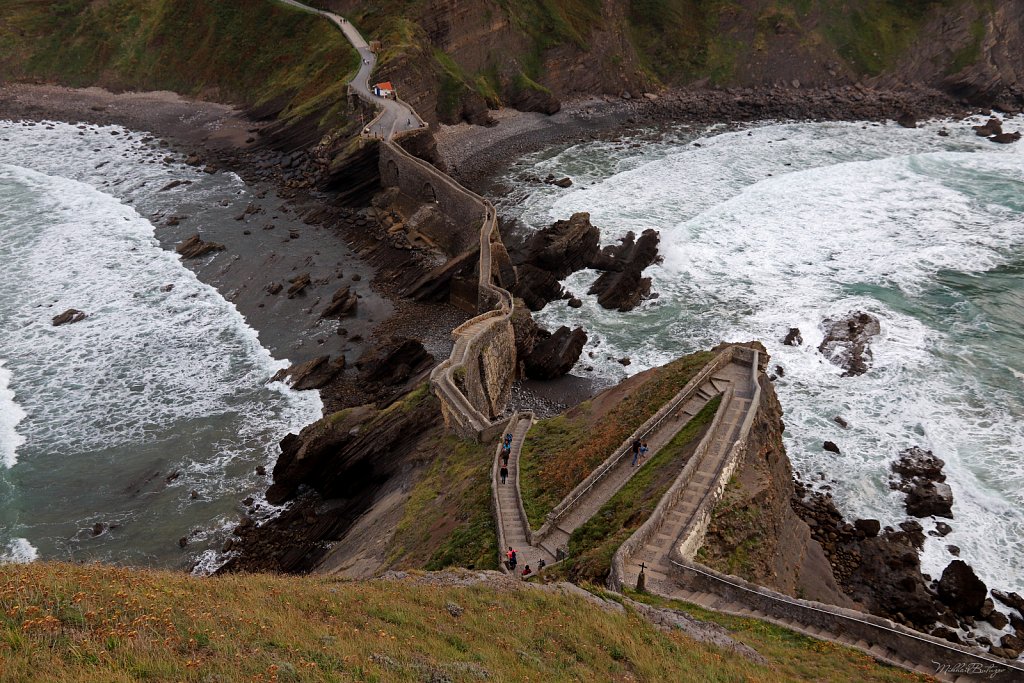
<box><xmin>783</xmin><ymin>327</ymin><xmax>802</xmax><ymax>346</ymax></box>
<box><xmin>286</xmin><ymin>273</ymin><xmax>311</xmax><ymax>298</ymax></box>
<box><xmin>271</xmin><ymin>355</ymin><xmax>345</xmax><ymax>391</ymax></box>
<box><xmin>817</xmin><ymin>310</ymin><xmax>880</xmax><ymax>376</ymax></box>
<box><xmin>52</xmin><ymin>309</ymin><xmax>87</xmax><ymax>326</ymax></box>
<box><xmin>891</xmin><ymin>447</ymin><xmax>953</xmax><ymax>519</ymax></box>
<box><xmin>854</xmin><ymin>519</ymin><xmax>881</xmax><ymax>537</ymax></box>
<box><xmin>355</xmin><ymin>337</ymin><xmax>432</xmax><ymax>388</ymax></box>
<box><xmin>974</xmin><ymin>116</ymin><xmax>1003</xmax><ymax>136</ymax></box>
<box><xmin>588</xmin><ymin>229</ymin><xmax>662</xmax><ymax>312</ymax></box>
<box><xmin>523</xmin><ymin>326</ymin><xmax>587</xmax><ymax>380</ymax></box>
<box><xmin>823</xmin><ymin>441</ymin><xmax>840</xmax><ymax>454</ymax></box>
<box><xmin>515</xmin><ymin>264</ymin><xmax>572</xmax><ymax>311</ymax></box>
<box><xmin>175</xmin><ymin>234</ymin><xmax>225</xmax><ymax>259</ymax></box>
<box><xmin>905</xmin><ymin>481</ymin><xmax>953</xmax><ymax>518</ymax></box>
<box><xmin>937</xmin><ymin>560</ymin><xmax>988</xmax><ymax>617</ymax></box>
<box><xmin>897</xmin><ymin>112</ymin><xmax>918</xmax><ymax>128</ymax></box>
<box><xmin>522</xmin><ymin>212</ymin><xmax>601</xmax><ymax>280</ymax></box>
<box><xmin>320</xmin><ymin>286</ymin><xmax>358</xmax><ymax>318</ymax></box>
<box><xmin>992</xmin><ymin>589</ymin><xmax>1024</xmax><ymax>616</ymax></box>
<box><xmin>991</xmin><ymin>130</ymin><xmax>1021</xmax><ymax>143</ymax></box>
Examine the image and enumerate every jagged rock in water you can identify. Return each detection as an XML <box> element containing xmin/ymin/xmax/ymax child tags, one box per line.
<box><xmin>782</xmin><ymin>327</ymin><xmax>802</xmax><ymax>346</ymax></box>
<box><xmin>892</xmin><ymin>447</ymin><xmax>946</xmax><ymax>481</ymax></box>
<box><xmin>176</xmin><ymin>234</ymin><xmax>225</xmax><ymax>259</ymax></box>
<box><xmin>937</xmin><ymin>560</ymin><xmax>988</xmax><ymax>617</ymax></box>
<box><xmin>355</xmin><ymin>337</ymin><xmax>432</xmax><ymax>388</ymax></box>
<box><xmin>992</xmin><ymin>589</ymin><xmax>1024</xmax><ymax>616</ymax></box>
<box><xmin>522</xmin><ymin>326</ymin><xmax>587</xmax><ymax>380</ymax></box>
<box><xmin>52</xmin><ymin>308</ymin><xmax>87</xmax><ymax>326</ymax></box>
<box><xmin>271</xmin><ymin>355</ymin><xmax>345</xmax><ymax>391</ymax></box>
<box><xmin>973</xmin><ymin>117</ymin><xmax>1003</xmax><ymax>137</ymax></box>
<box><xmin>587</xmin><ymin>229</ymin><xmax>661</xmax><ymax>312</ymax></box>
<box><xmin>515</xmin><ymin>264</ymin><xmax>570</xmax><ymax>312</ymax></box>
<box><xmin>522</xmin><ymin>212</ymin><xmax>601</xmax><ymax>280</ymax></box>
<box><xmin>906</xmin><ymin>481</ymin><xmax>954</xmax><ymax>518</ymax></box>
<box><xmin>817</xmin><ymin>310</ymin><xmax>880</xmax><ymax>376</ymax></box>
<box><xmin>897</xmin><ymin>112</ymin><xmax>918</xmax><ymax>128</ymax></box>
<box><xmin>320</xmin><ymin>285</ymin><xmax>358</xmax><ymax>318</ymax></box>
<box><xmin>991</xmin><ymin>130</ymin><xmax>1021</xmax><ymax>143</ymax></box>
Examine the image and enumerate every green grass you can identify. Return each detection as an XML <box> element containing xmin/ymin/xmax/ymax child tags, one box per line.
<box><xmin>947</xmin><ymin>14</ymin><xmax>987</xmax><ymax>75</ymax></box>
<box><xmin>0</xmin><ymin>0</ymin><xmax>359</xmax><ymax>130</ymax></box>
<box><xmin>616</xmin><ymin>589</ymin><xmax>933</xmax><ymax>683</ymax></box>
<box><xmin>0</xmin><ymin>562</ymin><xmax>932</xmax><ymax>682</ymax></box>
<box><xmin>388</xmin><ymin>435</ymin><xmax>498</xmax><ymax>571</ymax></box>
<box><xmin>562</xmin><ymin>396</ymin><xmax>721</xmax><ymax>583</ymax></box>
<box><xmin>520</xmin><ymin>350</ymin><xmax>715</xmax><ymax>528</ymax></box>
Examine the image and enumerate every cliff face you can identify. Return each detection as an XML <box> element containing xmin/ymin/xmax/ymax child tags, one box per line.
<box><xmin>697</xmin><ymin>373</ymin><xmax>854</xmax><ymax>608</ymax></box>
<box><xmin>326</xmin><ymin>0</ymin><xmax>1023</xmax><ymax>124</ymax></box>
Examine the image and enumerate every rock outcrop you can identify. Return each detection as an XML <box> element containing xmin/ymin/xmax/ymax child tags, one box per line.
<box><xmin>513</xmin><ymin>212</ymin><xmax>661</xmax><ymax>312</ymax></box>
<box><xmin>271</xmin><ymin>355</ymin><xmax>345</xmax><ymax>391</ymax></box>
<box><xmin>522</xmin><ymin>326</ymin><xmax>588</xmax><ymax>380</ymax></box>
<box><xmin>587</xmin><ymin>229</ymin><xmax>661</xmax><ymax>312</ymax></box>
<box><xmin>51</xmin><ymin>309</ymin><xmax>87</xmax><ymax>326</ymax></box>
<box><xmin>175</xmin><ymin>234</ymin><xmax>225</xmax><ymax>259</ymax></box>
<box><xmin>817</xmin><ymin>310</ymin><xmax>880</xmax><ymax>376</ymax></box>
<box><xmin>937</xmin><ymin>560</ymin><xmax>988</xmax><ymax>617</ymax></box>
<box><xmin>890</xmin><ymin>447</ymin><xmax>953</xmax><ymax>519</ymax></box>
<box><xmin>320</xmin><ymin>285</ymin><xmax>358</xmax><ymax>318</ymax></box>
<box><xmin>355</xmin><ymin>337</ymin><xmax>432</xmax><ymax>389</ymax></box>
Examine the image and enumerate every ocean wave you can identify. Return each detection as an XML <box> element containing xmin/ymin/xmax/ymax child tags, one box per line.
<box><xmin>0</xmin><ymin>359</ymin><xmax>26</xmax><ymax>468</ymax></box>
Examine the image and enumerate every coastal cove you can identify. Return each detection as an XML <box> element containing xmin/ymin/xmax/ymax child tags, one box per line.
<box><xmin>495</xmin><ymin>115</ymin><xmax>1024</xmax><ymax>597</ymax></box>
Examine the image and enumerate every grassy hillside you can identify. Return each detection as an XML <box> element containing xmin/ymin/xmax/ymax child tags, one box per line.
<box><xmin>0</xmin><ymin>0</ymin><xmax>360</xmax><ymax>129</ymax></box>
<box><xmin>519</xmin><ymin>350</ymin><xmax>715</xmax><ymax>528</ymax></box>
<box><xmin>0</xmin><ymin>562</ymin><xmax>929</xmax><ymax>682</ymax></box>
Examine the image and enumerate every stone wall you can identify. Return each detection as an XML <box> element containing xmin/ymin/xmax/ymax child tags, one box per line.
<box><xmin>379</xmin><ymin>140</ymin><xmax>481</xmax><ymax>257</ymax></box>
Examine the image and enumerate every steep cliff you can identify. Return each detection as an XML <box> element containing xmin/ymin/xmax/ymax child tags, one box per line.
<box><xmin>322</xmin><ymin>0</ymin><xmax>1022</xmax><ymax>124</ymax></box>
<box><xmin>696</xmin><ymin>372</ymin><xmax>854</xmax><ymax>608</ymax></box>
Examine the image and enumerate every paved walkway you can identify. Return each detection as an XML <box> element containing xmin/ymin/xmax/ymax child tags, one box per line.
<box><xmin>275</xmin><ymin>0</ymin><xmax>423</xmax><ymax>139</ymax></box>
<box><xmin>493</xmin><ymin>413</ymin><xmax>555</xmax><ymax>573</ymax></box>
<box><xmin>535</xmin><ymin>362</ymin><xmax>749</xmax><ymax>559</ymax></box>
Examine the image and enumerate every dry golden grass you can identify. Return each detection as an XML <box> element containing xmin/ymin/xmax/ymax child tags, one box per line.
<box><xmin>1</xmin><ymin>562</ymin><xmax>932</xmax><ymax>682</ymax></box>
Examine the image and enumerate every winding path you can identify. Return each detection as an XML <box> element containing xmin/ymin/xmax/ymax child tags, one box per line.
<box><xmin>275</xmin><ymin>3</ymin><xmax>1024</xmax><ymax>678</ymax></box>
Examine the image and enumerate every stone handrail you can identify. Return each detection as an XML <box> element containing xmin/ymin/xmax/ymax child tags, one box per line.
<box><xmin>673</xmin><ymin>350</ymin><xmax>761</xmax><ymax>561</ymax></box>
<box><xmin>607</xmin><ymin>383</ymin><xmax>737</xmax><ymax>591</ymax></box>
<box><xmin>667</xmin><ymin>559</ymin><xmax>1024</xmax><ymax>682</ymax></box>
<box><xmin>532</xmin><ymin>348</ymin><xmax>738</xmax><ymax>545</ymax></box>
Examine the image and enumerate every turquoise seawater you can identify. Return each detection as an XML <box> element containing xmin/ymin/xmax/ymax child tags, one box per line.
<box><xmin>499</xmin><ymin>117</ymin><xmax>1024</xmax><ymax>596</ymax></box>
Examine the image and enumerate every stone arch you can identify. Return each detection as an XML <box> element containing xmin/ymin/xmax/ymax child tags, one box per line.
<box><xmin>385</xmin><ymin>159</ymin><xmax>399</xmax><ymax>185</ymax></box>
<box><xmin>422</xmin><ymin>181</ymin><xmax>437</xmax><ymax>203</ymax></box>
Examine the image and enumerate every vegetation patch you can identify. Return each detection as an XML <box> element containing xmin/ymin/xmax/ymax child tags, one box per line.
<box><xmin>695</xmin><ymin>474</ymin><xmax>768</xmax><ymax>577</ymax></box>
<box><xmin>617</xmin><ymin>588</ymin><xmax>932</xmax><ymax>682</ymax></box>
<box><xmin>0</xmin><ymin>0</ymin><xmax>360</xmax><ymax>129</ymax></box>
<box><xmin>388</xmin><ymin>435</ymin><xmax>498</xmax><ymax>571</ymax></box>
<box><xmin>520</xmin><ymin>350</ymin><xmax>715</xmax><ymax>528</ymax></box>
<box><xmin>563</xmin><ymin>396</ymin><xmax>721</xmax><ymax>583</ymax></box>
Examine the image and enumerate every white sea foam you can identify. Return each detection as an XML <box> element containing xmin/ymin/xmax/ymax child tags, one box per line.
<box><xmin>504</xmin><ymin>119</ymin><xmax>1024</xmax><ymax>594</ymax></box>
<box><xmin>0</xmin><ymin>121</ymin><xmax>323</xmax><ymax>564</ymax></box>
<box><xmin>0</xmin><ymin>360</ymin><xmax>26</xmax><ymax>468</ymax></box>
<box><xmin>0</xmin><ymin>538</ymin><xmax>38</xmax><ymax>564</ymax></box>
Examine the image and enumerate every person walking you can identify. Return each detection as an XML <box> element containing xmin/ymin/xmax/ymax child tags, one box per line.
<box><xmin>639</xmin><ymin>442</ymin><xmax>649</xmax><ymax>463</ymax></box>
<box><xmin>506</xmin><ymin>547</ymin><xmax>517</xmax><ymax>570</ymax></box>
<box><xmin>521</xmin><ymin>564</ymin><xmax>532</xmax><ymax>578</ymax></box>
<box><xmin>631</xmin><ymin>438</ymin><xmax>642</xmax><ymax>467</ymax></box>
<box><xmin>500</xmin><ymin>463</ymin><xmax>508</xmax><ymax>484</ymax></box>
<box><xmin>501</xmin><ymin>446</ymin><xmax>510</xmax><ymax>467</ymax></box>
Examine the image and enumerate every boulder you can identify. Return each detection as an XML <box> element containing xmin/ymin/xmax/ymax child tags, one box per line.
<box><xmin>937</xmin><ymin>560</ymin><xmax>988</xmax><ymax>617</ymax></box>
<box><xmin>320</xmin><ymin>286</ymin><xmax>358</xmax><ymax>318</ymax></box>
<box><xmin>973</xmin><ymin>117</ymin><xmax>1003</xmax><ymax>137</ymax></box>
<box><xmin>823</xmin><ymin>441</ymin><xmax>840</xmax><ymax>454</ymax></box>
<box><xmin>854</xmin><ymin>519</ymin><xmax>881</xmax><ymax>538</ymax></box>
<box><xmin>934</xmin><ymin>521</ymin><xmax>952</xmax><ymax>536</ymax></box>
<box><xmin>987</xmin><ymin>610</ymin><xmax>1009</xmax><ymax>630</ymax></box>
<box><xmin>286</xmin><ymin>273</ymin><xmax>311</xmax><ymax>298</ymax></box>
<box><xmin>992</xmin><ymin>589</ymin><xmax>1024</xmax><ymax>616</ymax></box>
<box><xmin>355</xmin><ymin>337</ymin><xmax>432</xmax><ymax>387</ymax></box>
<box><xmin>782</xmin><ymin>327</ymin><xmax>802</xmax><ymax>346</ymax></box>
<box><xmin>905</xmin><ymin>481</ymin><xmax>953</xmax><ymax>518</ymax></box>
<box><xmin>892</xmin><ymin>447</ymin><xmax>946</xmax><ymax>481</ymax></box>
<box><xmin>521</xmin><ymin>212</ymin><xmax>600</xmax><ymax>280</ymax></box>
<box><xmin>523</xmin><ymin>326</ymin><xmax>588</xmax><ymax>380</ymax></box>
<box><xmin>515</xmin><ymin>264</ymin><xmax>570</xmax><ymax>312</ymax></box>
<box><xmin>271</xmin><ymin>355</ymin><xmax>345</xmax><ymax>391</ymax></box>
<box><xmin>52</xmin><ymin>309</ymin><xmax>87</xmax><ymax>326</ymax></box>
<box><xmin>176</xmin><ymin>234</ymin><xmax>225</xmax><ymax>259</ymax></box>
<box><xmin>587</xmin><ymin>229</ymin><xmax>662</xmax><ymax>312</ymax></box>
<box><xmin>991</xmin><ymin>131</ymin><xmax>1021</xmax><ymax>143</ymax></box>
<box><xmin>551</xmin><ymin>177</ymin><xmax>573</xmax><ymax>188</ymax></box>
<box><xmin>896</xmin><ymin>112</ymin><xmax>917</xmax><ymax>128</ymax></box>
<box><xmin>817</xmin><ymin>310</ymin><xmax>880</xmax><ymax>376</ymax></box>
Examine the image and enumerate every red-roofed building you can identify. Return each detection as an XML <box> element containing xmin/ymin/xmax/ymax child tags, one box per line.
<box><xmin>372</xmin><ymin>82</ymin><xmax>394</xmax><ymax>98</ymax></box>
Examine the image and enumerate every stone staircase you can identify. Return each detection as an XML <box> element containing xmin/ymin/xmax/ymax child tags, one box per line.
<box><xmin>532</xmin><ymin>357</ymin><xmax>751</xmax><ymax>560</ymax></box>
